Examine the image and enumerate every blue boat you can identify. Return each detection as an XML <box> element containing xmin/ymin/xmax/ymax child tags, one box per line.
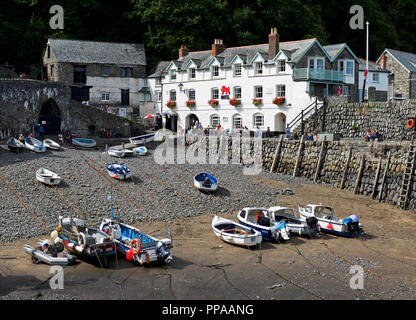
<box><xmin>193</xmin><ymin>172</ymin><xmax>218</xmax><ymax>192</ymax></box>
<box><xmin>106</xmin><ymin>163</ymin><xmax>132</xmax><ymax>180</ymax></box>
<box><xmin>72</xmin><ymin>138</ymin><xmax>96</xmax><ymax>148</ymax></box>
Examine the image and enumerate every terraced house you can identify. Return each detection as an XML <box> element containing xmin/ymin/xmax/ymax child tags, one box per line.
<box><xmin>42</xmin><ymin>39</ymin><xmax>148</xmax><ymax>112</ymax></box>
<box><xmin>149</xmin><ymin>28</ymin><xmax>361</xmax><ymax>133</ymax></box>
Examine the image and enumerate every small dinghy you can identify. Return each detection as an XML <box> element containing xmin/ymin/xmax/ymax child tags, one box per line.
<box><xmin>7</xmin><ymin>137</ymin><xmax>24</xmax><ymax>153</ymax></box>
<box><xmin>43</xmin><ymin>138</ymin><xmax>60</xmax><ymax>150</ymax></box>
<box><xmin>56</xmin><ymin>216</ymin><xmax>116</xmax><ymax>267</ymax></box>
<box><xmin>237</xmin><ymin>207</ymin><xmax>290</xmax><ymax>242</ymax></box>
<box><xmin>122</xmin><ymin>149</ymin><xmax>135</xmax><ymax>157</ymax></box>
<box><xmin>133</xmin><ymin>146</ymin><xmax>147</xmax><ymax>156</ymax></box>
<box><xmin>106</xmin><ymin>163</ymin><xmax>132</xmax><ymax>180</ymax></box>
<box><xmin>212</xmin><ymin>215</ymin><xmax>262</xmax><ymax>247</ymax></box>
<box><xmin>24</xmin><ymin>239</ymin><xmax>75</xmax><ymax>265</ymax></box>
<box><xmin>24</xmin><ymin>137</ymin><xmax>46</xmax><ymax>153</ymax></box>
<box><xmin>100</xmin><ymin>218</ymin><xmax>173</xmax><ymax>265</ymax></box>
<box><xmin>129</xmin><ymin>133</ymin><xmax>155</xmax><ymax>145</ymax></box>
<box><xmin>36</xmin><ymin>168</ymin><xmax>61</xmax><ymax>186</ymax></box>
<box><xmin>107</xmin><ymin>148</ymin><xmax>125</xmax><ymax>158</ymax></box>
<box><xmin>72</xmin><ymin>138</ymin><xmax>96</xmax><ymax>148</ymax></box>
<box><xmin>194</xmin><ymin>172</ymin><xmax>218</xmax><ymax>192</ymax></box>
<box><xmin>268</xmin><ymin>206</ymin><xmax>320</xmax><ymax>237</ymax></box>
<box><xmin>298</xmin><ymin>204</ymin><xmax>363</xmax><ymax>237</ymax></box>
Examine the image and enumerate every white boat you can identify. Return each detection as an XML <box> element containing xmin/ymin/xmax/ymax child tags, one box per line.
<box><xmin>122</xmin><ymin>149</ymin><xmax>135</xmax><ymax>157</ymax></box>
<box><xmin>212</xmin><ymin>215</ymin><xmax>262</xmax><ymax>247</ymax></box>
<box><xmin>133</xmin><ymin>146</ymin><xmax>147</xmax><ymax>156</ymax></box>
<box><xmin>298</xmin><ymin>204</ymin><xmax>363</xmax><ymax>237</ymax></box>
<box><xmin>36</xmin><ymin>168</ymin><xmax>61</xmax><ymax>186</ymax></box>
<box><xmin>268</xmin><ymin>206</ymin><xmax>320</xmax><ymax>237</ymax></box>
<box><xmin>43</xmin><ymin>138</ymin><xmax>60</xmax><ymax>150</ymax></box>
<box><xmin>24</xmin><ymin>241</ymin><xmax>75</xmax><ymax>265</ymax></box>
<box><xmin>107</xmin><ymin>148</ymin><xmax>125</xmax><ymax>158</ymax></box>
<box><xmin>237</xmin><ymin>207</ymin><xmax>290</xmax><ymax>242</ymax></box>
<box><xmin>7</xmin><ymin>137</ymin><xmax>24</xmax><ymax>153</ymax></box>
<box><xmin>24</xmin><ymin>137</ymin><xmax>46</xmax><ymax>153</ymax></box>
<box><xmin>106</xmin><ymin>163</ymin><xmax>132</xmax><ymax>180</ymax></box>
<box><xmin>193</xmin><ymin>172</ymin><xmax>218</xmax><ymax>192</ymax></box>
<box><xmin>129</xmin><ymin>133</ymin><xmax>155</xmax><ymax>145</ymax></box>
<box><xmin>72</xmin><ymin>138</ymin><xmax>96</xmax><ymax>148</ymax></box>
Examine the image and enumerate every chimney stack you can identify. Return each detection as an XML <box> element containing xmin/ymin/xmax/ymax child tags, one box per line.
<box><xmin>378</xmin><ymin>52</ymin><xmax>387</xmax><ymax>70</ymax></box>
<box><xmin>212</xmin><ymin>39</ymin><xmax>225</xmax><ymax>56</ymax></box>
<box><xmin>268</xmin><ymin>27</ymin><xmax>280</xmax><ymax>60</ymax></box>
<box><xmin>179</xmin><ymin>45</ymin><xmax>189</xmax><ymax>59</ymax></box>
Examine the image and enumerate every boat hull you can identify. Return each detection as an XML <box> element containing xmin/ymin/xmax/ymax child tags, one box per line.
<box><xmin>129</xmin><ymin>133</ymin><xmax>155</xmax><ymax>145</ymax></box>
<box><xmin>24</xmin><ymin>137</ymin><xmax>46</xmax><ymax>153</ymax></box>
<box><xmin>72</xmin><ymin>138</ymin><xmax>96</xmax><ymax>148</ymax></box>
<box><xmin>212</xmin><ymin>216</ymin><xmax>262</xmax><ymax>247</ymax></box>
<box><xmin>43</xmin><ymin>139</ymin><xmax>60</xmax><ymax>150</ymax></box>
<box><xmin>36</xmin><ymin>168</ymin><xmax>61</xmax><ymax>186</ymax></box>
<box><xmin>24</xmin><ymin>244</ymin><xmax>75</xmax><ymax>265</ymax></box>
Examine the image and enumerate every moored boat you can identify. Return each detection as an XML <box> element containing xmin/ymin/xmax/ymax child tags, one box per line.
<box><xmin>212</xmin><ymin>215</ymin><xmax>262</xmax><ymax>247</ymax></box>
<box><xmin>24</xmin><ymin>239</ymin><xmax>75</xmax><ymax>265</ymax></box>
<box><xmin>194</xmin><ymin>172</ymin><xmax>218</xmax><ymax>192</ymax></box>
<box><xmin>24</xmin><ymin>137</ymin><xmax>46</xmax><ymax>153</ymax></box>
<box><xmin>106</xmin><ymin>163</ymin><xmax>132</xmax><ymax>180</ymax></box>
<box><xmin>72</xmin><ymin>138</ymin><xmax>96</xmax><ymax>148</ymax></box>
<box><xmin>129</xmin><ymin>133</ymin><xmax>155</xmax><ymax>145</ymax></box>
<box><xmin>107</xmin><ymin>148</ymin><xmax>125</xmax><ymax>158</ymax></box>
<box><xmin>7</xmin><ymin>137</ymin><xmax>24</xmax><ymax>153</ymax></box>
<box><xmin>43</xmin><ymin>138</ymin><xmax>60</xmax><ymax>150</ymax></box>
<box><xmin>36</xmin><ymin>168</ymin><xmax>61</xmax><ymax>186</ymax></box>
<box><xmin>133</xmin><ymin>146</ymin><xmax>148</xmax><ymax>156</ymax></box>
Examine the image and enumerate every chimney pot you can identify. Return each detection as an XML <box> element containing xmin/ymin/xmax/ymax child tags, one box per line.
<box><xmin>212</xmin><ymin>39</ymin><xmax>225</xmax><ymax>56</ymax></box>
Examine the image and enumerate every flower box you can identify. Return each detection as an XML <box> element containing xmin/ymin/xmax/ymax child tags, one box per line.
<box><xmin>166</xmin><ymin>100</ymin><xmax>176</xmax><ymax>108</ymax></box>
<box><xmin>186</xmin><ymin>100</ymin><xmax>196</xmax><ymax>107</ymax></box>
<box><xmin>208</xmin><ymin>99</ymin><xmax>219</xmax><ymax>107</ymax></box>
<box><xmin>252</xmin><ymin>98</ymin><xmax>262</xmax><ymax>106</ymax></box>
<box><xmin>273</xmin><ymin>97</ymin><xmax>286</xmax><ymax>105</ymax></box>
<box><xmin>229</xmin><ymin>98</ymin><xmax>241</xmax><ymax>106</ymax></box>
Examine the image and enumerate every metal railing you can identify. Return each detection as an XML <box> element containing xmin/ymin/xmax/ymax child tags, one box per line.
<box><xmin>293</xmin><ymin>68</ymin><xmax>344</xmax><ymax>82</ymax></box>
<box><xmin>287</xmin><ymin>97</ymin><xmax>324</xmax><ymax>135</ymax></box>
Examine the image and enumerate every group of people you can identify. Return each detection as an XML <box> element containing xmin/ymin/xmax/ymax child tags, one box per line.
<box><xmin>364</xmin><ymin>129</ymin><xmax>381</xmax><ymax>142</ymax></box>
<box><xmin>98</xmin><ymin>127</ymin><xmax>122</xmax><ymax>139</ymax></box>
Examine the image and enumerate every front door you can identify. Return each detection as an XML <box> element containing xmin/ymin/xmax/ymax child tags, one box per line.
<box><xmin>121</xmin><ymin>89</ymin><xmax>130</xmax><ymax>106</ymax></box>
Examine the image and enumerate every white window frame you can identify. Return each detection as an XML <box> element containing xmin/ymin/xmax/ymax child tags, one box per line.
<box><xmin>211</xmin><ymin>65</ymin><xmax>219</xmax><ymax>78</ymax></box>
<box><xmin>233</xmin><ymin>64</ymin><xmax>242</xmax><ymax>77</ymax></box>
<box><xmin>211</xmin><ymin>87</ymin><xmax>219</xmax><ymax>100</ymax></box>
<box><xmin>170</xmin><ymin>89</ymin><xmax>176</xmax><ymax>101</ymax></box>
<box><xmin>189</xmin><ymin>68</ymin><xmax>196</xmax><ymax>79</ymax></box>
<box><xmin>101</xmin><ymin>93</ymin><xmax>110</xmax><ymax>101</ymax></box>
<box><xmin>309</xmin><ymin>57</ymin><xmax>325</xmax><ymax>70</ymax></box>
<box><xmin>345</xmin><ymin>60</ymin><xmax>354</xmax><ymax>76</ymax></box>
<box><xmin>254</xmin><ymin>85</ymin><xmax>263</xmax><ymax>98</ymax></box>
<box><xmin>277</xmin><ymin>60</ymin><xmax>286</xmax><ymax>72</ymax></box>
<box><xmin>155</xmin><ymin>91</ymin><xmax>162</xmax><ymax>102</ymax></box>
<box><xmin>255</xmin><ymin>62</ymin><xmax>263</xmax><ymax>75</ymax></box>
<box><xmin>372</xmin><ymin>72</ymin><xmax>379</xmax><ymax>83</ymax></box>
<box><xmin>170</xmin><ymin>70</ymin><xmax>177</xmax><ymax>81</ymax></box>
<box><xmin>253</xmin><ymin>113</ymin><xmax>264</xmax><ymax>127</ymax></box>
<box><xmin>211</xmin><ymin>115</ymin><xmax>220</xmax><ymax>127</ymax></box>
<box><xmin>233</xmin><ymin>114</ymin><xmax>243</xmax><ymax>129</ymax></box>
<box><xmin>155</xmin><ymin>78</ymin><xmax>161</xmax><ymax>86</ymax></box>
<box><xmin>276</xmin><ymin>85</ymin><xmax>286</xmax><ymax>97</ymax></box>
<box><xmin>234</xmin><ymin>86</ymin><xmax>242</xmax><ymax>99</ymax></box>
<box><xmin>188</xmin><ymin>89</ymin><xmax>195</xmax><ymax>101</ymax></box>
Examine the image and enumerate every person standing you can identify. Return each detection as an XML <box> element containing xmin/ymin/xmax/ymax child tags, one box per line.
<box><xmin>39</xmin><ymin>125</ymin><xmax>45</xmax><ymax>140</ymax></box>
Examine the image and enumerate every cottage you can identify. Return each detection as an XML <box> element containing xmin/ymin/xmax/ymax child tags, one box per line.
<box><xmin>149</xmin><ymin>28</ymin><xmax>361</xmax><ymax>133</ymax></box>
<box><xmin>358</xmin><ymin>58</ymin><xmax>389</xmax><ymax>102</ymax></box>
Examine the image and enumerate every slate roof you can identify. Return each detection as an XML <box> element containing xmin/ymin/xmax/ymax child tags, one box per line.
<box><xmin>323</xmin><ymin>44</ymin><xmax>346</xmax><ymax>59</ymax></box>
<box><xmin>384</xmin><ymin>49</ymin><xmax>416</xmax><ymax>73</ymax></box>
<box><xmin>48</xmin><ymin>39</ymin><xmax>146</xmax><ymax>66</ymax></box>
<box><xmin>148</xmin><ymin>61</ymin><xmax>171</xmax><ymax>78</ymax></box>
<box><xmin>358</xmin><ymin>58</ymin><xmax>389</xmax><ymax>72</ymax></box>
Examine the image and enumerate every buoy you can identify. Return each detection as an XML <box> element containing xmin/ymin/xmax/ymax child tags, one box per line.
<box><xmin>126</xmin><ymin>249</ymin><xmax>133</xmax><ymax>261</ymax></box>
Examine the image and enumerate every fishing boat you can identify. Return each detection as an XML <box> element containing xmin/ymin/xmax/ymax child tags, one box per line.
<box><xmin>211</xmin><ymin>215</ymin><xmax>262</xmax><ymax>247</ymax></box>
<box><xmin>23</xmin><ymin>240</ymin><xmax>75</xmax><ymax>265</ymax></box>
<box><xmin>193</xmin><ymin>172</ymin><xmax>218</xmax><ymax>192</ymax></box>
<box><xmin>129</xmin><ymin>133</ymin><xmax>155</xmax><ymax>145</ymax></box>
<box><xmin>133</xmin><ymin>146</ymin><xmax>147</xmax><ymax>156</ymax></box>
<box><xmin>36</xmin><ymin>168</ymin><xmax>61</xmax><ymax>186</ymax></box>
<box><xmin>107</xmin><ymin>148</ymin><xmax>125</xmax><ymax>158</ymax></box>
<box><xmin>268</xmin><ymin>206</ymin><xmax>320</xmax><ymax>237</ymax></box>
<box><xmin>24</xmin><ymin>137</ymin><xmax>46</xmax><ymax>153</ymax></box>
<box><xmin>298</xmin><ymin>204</ymin><xmax>363</xmax><ymax>237</ymax></box>
<box><xmin>106</xmin><ymin>163</ymin><xmax>132</xmax><ymax>180</ymax></box>
<box><xmin>72</xmin><ymin>138</ymin><xmax>96</xmax><ymax>148</ymax></box>
<box><xmin>237</xmin><ymin>207</ymin><xmax>290</xmax><ymax>242</ymax></box>
<box><xmin>56</xmin><ymin>216</ymin><xmax>116</xmax><ymax>267</ymax></box>
<box><xmin>7</xmin><ymin>137</ymin><xmax>24</xmax><ymax>153</ymax></box>
<box><xmin>43</xmin><ymin>138</ymin><xmax>60</xmax><ymax>150</ymax></box>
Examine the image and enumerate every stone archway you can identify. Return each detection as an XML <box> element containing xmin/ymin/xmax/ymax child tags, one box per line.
<box><xmin>38</xmin><ymin>98</ymin><xmax>61</xmax><ymax>134</ymax></box>
<box><xmin>274</xmin><ymin>112</ymin><xmax>286</xmax><ymax>133</ymax></box>
<box><xmin>186</xmin><ymin>113</ymin><xmax>199</xmax><ymax>130</ymax></box>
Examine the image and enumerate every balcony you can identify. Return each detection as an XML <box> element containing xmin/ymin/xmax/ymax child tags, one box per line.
<box><xmin>294</xmin><ymin>68</ymin><xmax>344</xmax><ymax>82</ymax></box>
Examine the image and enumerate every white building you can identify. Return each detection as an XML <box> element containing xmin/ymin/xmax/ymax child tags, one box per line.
<box><xmin>148</xmin><ymin>28</ymin><xmax>361</xmax><ymax>133</ymax></box>
<box><xmin>358</xmin><ymin>58</ymin><xmax>389</xmax><ymax>102</ymax></box>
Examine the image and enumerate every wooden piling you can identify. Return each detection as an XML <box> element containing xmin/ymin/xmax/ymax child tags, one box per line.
<box><xmin>340</xmin><ymin>146</ymin><xmax>352</xmax><ymax>190</ymax></box>
<box><xmin>378</xmin><ymin>151</ymin><xmax>391</xmax><ymax>202</ymax></box>
<box><xmin>371</xmin><ymin>157</ymin><xmax>382</xmax><ymax>199</ymax></box>
<box><xmin>353</xmin><ymin>155</ymin><xmax>366</xmax><ymax>195</ymax></box>
<box><xmin>314</xmin><ymin>140</ymin><xmax>327</xmax><ymax>182</ymax></box>
<box><xmin>270</xmin><ymin>135</ymin><xmax>283</xmax><ymax>173</ymax></box>
<box><xmin>293</xmin><ymin>135</ymin><xmax>305</xmax><ymax>177</ymax></box>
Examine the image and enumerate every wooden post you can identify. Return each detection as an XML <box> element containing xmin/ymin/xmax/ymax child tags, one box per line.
<box><xmin>340</xmin><ymin>146</ymin><xmax>352</xmax><ymax>190</ymax></box>
<box><xmin>270</xmin><ymin>135</ymin><xmax>283</xmax><ymax>173</ymax></box>
<box><xmin>354</xmin><ymin>155</ymin><xmax>366</xmax><ymax>195</ymax></box>
<box><xmin>314</xmin><ymin>140</ymin><xmax>327</xmax><ymax>182</ymax></box>
<box><xmin>378</xmin><ymin>151</ymin><xmax>391</xmax><ymax>202</ymax></box>
<box><xmin>371</xmin><ymin>156</ymin><xmax>382</xmax><ymax>199</ymax></box>
<box><xmin>293</xmin><ymin>135</ymin><xmax>305</xmax><ymax>177</ymax></box>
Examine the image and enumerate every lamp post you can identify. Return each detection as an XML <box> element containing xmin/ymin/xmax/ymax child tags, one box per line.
<box><xmin>178</xmin><ymin>82</ymin><xmax>184</xmax><ymax>92</ymax></box>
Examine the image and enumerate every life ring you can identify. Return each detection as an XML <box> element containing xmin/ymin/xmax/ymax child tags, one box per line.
<box><xmin>78</xmin><ymin>232</ymin><xmax>87</xmax><ymax>248</ymax></box>
<box><xmin>131</xmin><ymin>238</ymin><xmax>141</xmax><ymax>255</ymax></box>
<box><xmin>407</xmin><ymin>118</ymin><xmax>415</xmax><ymax>129</ymax></box>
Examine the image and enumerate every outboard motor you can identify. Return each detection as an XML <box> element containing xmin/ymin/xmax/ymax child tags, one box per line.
<box><xmin>306</xmin><ymin>216</ymin><xmax>320</xmax><ymax>236</ymax></box>
<box><xmin>157</xmin><ymin>241</ymin><xmax>172</xmax><ymax>263</ymax></box>
<box><xmin>274</xmin><ymin>221</ymin><xmax>290</xmax><ymax>241</ymax></box>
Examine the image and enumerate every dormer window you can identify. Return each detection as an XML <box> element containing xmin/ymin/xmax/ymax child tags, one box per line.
<box><xmin>155</xmin><ymin>78</ymin><xmax>161</xmax><ymax>86</ymax></box>
<box><xmin>211</xmin><ymin>66</ymin><xmax>219</xmax><ymax>77</ymax></box>
<box><xmin>277</xmin><ymin>60</ymin><xmax>286</xmax><ymax>72</ymax></box>
<box><xmin>233</xmin><ymin>64</ymin><xmax>242</xmax><ymax>77</ymax></box>
<box><xmin>170</xmin><ymin>70</ymin><xmax>177</xmax><ymax>81</ymax></box>
<box><xmin>309</xmin><ymin>57</ymin><xmax>324</xmax><ymax>70</ymax></box>
<box><xmin>189</xmin><ymin>68</ymin><xmax>196</xmax><ymax>79</ymax></box>
<box><xmin>255</xmin><ymin>62</ymin><xmax>263</xmax><ymax>75</ymax></box>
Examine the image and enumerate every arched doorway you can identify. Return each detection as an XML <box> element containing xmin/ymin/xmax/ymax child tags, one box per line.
<box><xmin>274</xmin><ymin>113</ymin><xmax>286</xmax><ymax>133</ymax></box>
<box><xmin>186</xmin><ymin>113</ymin><xmax>199</xmax><ymax>130</ymax></box>
<box><xmin>39</xmin><ymin>99</ymin><xmax>61</xmax><ymax>134</ymax></box>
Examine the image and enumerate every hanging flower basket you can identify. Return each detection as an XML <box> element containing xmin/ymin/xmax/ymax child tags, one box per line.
<box><xmin>208</xmin><ymin>99</ymin><xmax>219</xmax><ymax>107</ymax></box>
<box><xmin>252</xmin><ymin>98</ymin><xmax>262</xmax><ymax>106</ymax></box>
<box><xmin>166</xmin><ymin>100</ymin><xmax>176</xmax><ymax>108</ymax></box>
<box><xmin>229</xmin><ymin>98</ymin><xmax>241</xmax><ymax>106</ymax></box>
<box><xmin>186</xmin><ymin>100</ymin><xmax>196</xmax><ymax>108</ymax></box>
<box><xmin>273</xmin><ymin>97</ymin><xmax>286</xmax><ymax>105</ymax></box>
